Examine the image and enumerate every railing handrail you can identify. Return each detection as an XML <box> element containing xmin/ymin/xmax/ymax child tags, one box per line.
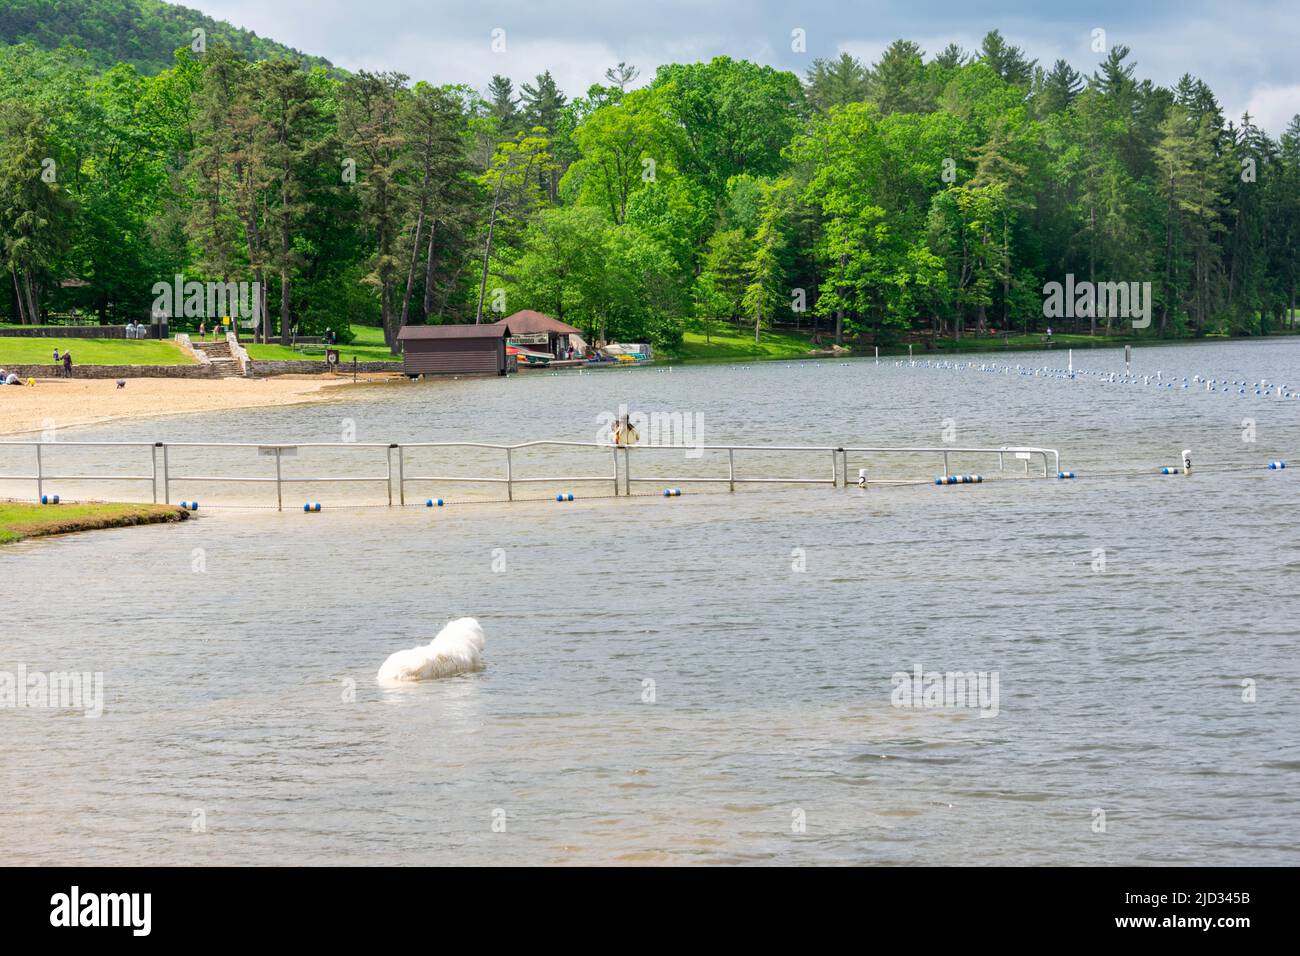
<box><xmin>0</xmin><ymin>437</ymin><xmax>1063</xmax><ymax>509</ymax></box>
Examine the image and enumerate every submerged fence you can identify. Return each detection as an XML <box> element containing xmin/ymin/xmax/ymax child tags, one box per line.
<box><xmin>0</xmin><ymin>440</ymin><xmax>1061</xmax><ymax>510</ymax></box>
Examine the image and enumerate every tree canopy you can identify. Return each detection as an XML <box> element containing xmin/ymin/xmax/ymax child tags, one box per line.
<box><xmin>3</xmin><ymin>23</ymin><xmax>1298</xmax><ymax>352</ymax></box>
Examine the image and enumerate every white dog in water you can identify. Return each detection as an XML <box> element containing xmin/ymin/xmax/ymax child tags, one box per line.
<box><xmin>377</xmin><ymin>618</ymin><xmax>486</xmax><ymax>683</ymax></box>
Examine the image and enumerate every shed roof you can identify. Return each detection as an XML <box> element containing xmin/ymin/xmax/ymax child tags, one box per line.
<box><xmin>501</xmin><ymin>310</ymin><xmax>582</xmax><ymax>336</ymax></box>
<box><xmin>397</xmin><ymin>323</ymin><xmax>511</xmax><ymax>341</ymax></box>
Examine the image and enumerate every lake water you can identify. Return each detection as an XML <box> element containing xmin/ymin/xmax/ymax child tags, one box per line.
<box><xmin>2</xmin><ymin>339</ymin><xmax>1298</xmax><ymax>864</ymax></box>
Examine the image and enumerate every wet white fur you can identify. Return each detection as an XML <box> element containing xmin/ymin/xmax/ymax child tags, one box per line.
<box><xmin>377</xmin><ymin>618</ymin><xmax>486</xmax><ymax>683</ymax></box>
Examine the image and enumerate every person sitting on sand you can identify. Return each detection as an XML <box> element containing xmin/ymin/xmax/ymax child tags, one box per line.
<box><xmin>4</xmin><ymin>372</ymin><xmax>20</xmax><ymax>386</ymax></box>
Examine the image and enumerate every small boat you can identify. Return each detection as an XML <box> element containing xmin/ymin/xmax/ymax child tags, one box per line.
<box><xmin>507</xmin><ymin>345</ymin><xmax>552</xmax><ymax>367</ymax></box>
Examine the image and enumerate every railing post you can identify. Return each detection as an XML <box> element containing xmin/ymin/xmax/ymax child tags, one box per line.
<box><xmin>943</xmin><ymin>450</ymin><xmax>950</xmax><ymax>476</ymax></box>
<box><xmin>831</xmin><ymin>448</ymin><xmax>839</xmax><ymax>486</ymax></box>
<box><xmin>275</xmin><ymin>447</ymin><xmax>283</xmax><ymax>512</ymax></box>
<box><xmin>152</xmin><ymin>442</ymin><xmax>160</xmax><ymax>503</ymax></box>
<box><xmin>728</xmin><ymin>448</ymin><xmax>735</xmax><ymax>493</ymax></box>
<box><xmin>35</xmin><ymin>442</ymin><xmax>43</xmax><ymax>501</ymax></box>
<box><xmin>506</xmin><ymin>446</ymin><xmax>513</xmax><ymax>502</ymax></box>
<box><xmin>623</xmin><ymin>445</ymin><xmax>632</xmax><ymax>496</ymax></box>
<box><xmin>394</xmin><ymin>444</ymin><xmax>403</xmax><ymax>505</ymax></box>
<box><xmin>611</xmin><ymin>446</ymin><xmax>619</xmax><ymax>496</ymax></box>
<box><xmin>162</xmin><ymin>444</ymin><xmax>170</xmax><ymax>504</ymax></box>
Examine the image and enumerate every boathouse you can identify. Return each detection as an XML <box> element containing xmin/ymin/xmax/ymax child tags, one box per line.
<box><xmin>501</xmin><ymin>310</ymin><xmax>584</xmax><ymax>357</ymax></box>
<box><xmin>396</xmin><ymin>323</ymin><xmax>513</xmax><ymax>377</ymax></box>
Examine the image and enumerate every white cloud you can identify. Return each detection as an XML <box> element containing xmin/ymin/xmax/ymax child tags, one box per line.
<box><xmin>186</xmin><ymin>0</ymin><xmax>1300</xmax><ymax>134</ymax></box>
<box><xmin>1242</xmin><ymin>84</ymin><xmax>1300</xmax><ymax>132</ymax></box>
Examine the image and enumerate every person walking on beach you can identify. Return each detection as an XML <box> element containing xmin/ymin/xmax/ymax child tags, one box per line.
<box><xmin>62</xmin><ymin>350</ymin><xmax>73</xmax><ymax>378</ymax></box>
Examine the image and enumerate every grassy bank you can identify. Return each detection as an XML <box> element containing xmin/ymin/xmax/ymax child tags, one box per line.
<box><xmin>669</xmin><ymin>328</ymin><xmax>825</xmax><ymax>361</ymax></box>
<box><xmin>244</xmin><ymin>324</ymin><xmax>400</xmax><ymax>363</ymax></box>
<box><xmin>0</xmin><ymin>338</ymin><xmax>193</xmax><ymax>366</ymax></box>
<box><xmin>665</xmin><ymin>326</ymin><xmax>1289</xmax><ymax>363</ymax></box>
<box><xmin>0</xmin><ymin>502</ymin><xmax>190</xmax><ymax>545</ymax></box>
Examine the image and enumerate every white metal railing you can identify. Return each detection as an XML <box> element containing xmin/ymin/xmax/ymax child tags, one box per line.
<box><xmin>0</xmin><ymin>439</ymin><xmax>1063</xmax><ymax>509</ymax></box>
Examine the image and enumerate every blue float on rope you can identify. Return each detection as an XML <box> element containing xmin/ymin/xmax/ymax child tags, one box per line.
<box><xmin>1267</xmin><ymin>461</ymin><xmax>1287</xmax><ymax>470</ymax></box>
<box><xmin>1160</xmin><ymin>466</ymin><xmax>1182</xmax><ymax>475</ymax></box>
<box><xmin>40</xmin><ymin>494</ymin><xmax>60</xmax><ymax>505</ymax></box>
<box><xmin>556</xmin><ymin>493</ymin><xmax>574</xmax><ymax>502</ymax></box>
<box><xmin>425</xmin><ymin>498</ymin><xmax>444</xmax><ymax>507</ymax></box>
<box><xmin>663</xmin><ymin>488</ymin><xmax>681</xmax><ymax>497</ymax></box>
<box><xmin>1057</xmin><ymin>471</ymin><xmax>1077</xmax><ymax>479</ymax></box>
<box><xmin>303</xmin><ymin>502</ymin><xmax>321</xmax><ymax>512</ymax></box>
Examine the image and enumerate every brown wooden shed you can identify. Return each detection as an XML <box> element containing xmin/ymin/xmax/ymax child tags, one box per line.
<box><xmin>397</xmin><ymin>323</ymin><xmax>512</xmax><ymax>377</ymax></box>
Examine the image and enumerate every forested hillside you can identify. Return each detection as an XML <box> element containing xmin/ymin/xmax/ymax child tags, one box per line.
<box><xmin>0</xmin><ymin>0</ymin><xmax>333</xmax><ymax>73</ymax></box>
<box><xmin>1</xmin><ymin>5</ymin><xmax>1298</xmax><ymax>353</ymax></box>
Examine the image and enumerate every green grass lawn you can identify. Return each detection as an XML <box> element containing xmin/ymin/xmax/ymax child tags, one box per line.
<box><xmin>244</xmin><ymin>324</ymin><xmax>400</xmax><ymax>363</ymax></box>
<box><xmin>927</xmin><ymin>331</ymin><xmax>1146</xmax><ymax>351</ymax></box>
<box><xmin>0</xmin><ymin>501</ymin><xmax>188</xmax><ymax>544</ymax></box>
<box><xmin>0</xmin><ymin>338</ymin><xmax>193</xmax><ymax>366</ymax></box>
<box><xmin>670</xmin><ymin>326</ymin><xmax>821</xmax><ymax>362</ymax></box>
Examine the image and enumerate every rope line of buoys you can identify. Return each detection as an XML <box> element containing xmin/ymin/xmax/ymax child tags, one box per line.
<box><xmin>934</xmin><ymin>474</ymin><xmax>983</xmax><ymax>485</ymax></box>
<box><xmin>888</xmin><ymin>357</ymin><xmax>1298</xmax><ymax>402</ymax></box>
<box><xmin>303</xmin><ymin>502</ymin><xmax>322</xmax><ymax>512</ymax></box>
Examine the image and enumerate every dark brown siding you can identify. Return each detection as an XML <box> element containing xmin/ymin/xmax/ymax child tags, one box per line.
<box><xmin>403</xmin><ymin>339</ymin><xmax>504</xmax><ymax>375</ymax></box>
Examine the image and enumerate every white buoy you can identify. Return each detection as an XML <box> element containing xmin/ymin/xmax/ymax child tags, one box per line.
<box><xmin>857</xmin><ymin>467</ymin><xmax>867</xmax><ymax>489</ymax></box>
<box><xmin>1068</xmin><ymin>349</ymin><xmax>1073</xmax><ymax>375</ymax></box>
<box><xmin>1182</xmin><ymin>448</ymin><xmax>1192</xmax><ymax>474</ymax></box>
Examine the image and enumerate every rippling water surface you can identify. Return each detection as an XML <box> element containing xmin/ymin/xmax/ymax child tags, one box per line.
<box><xmin>2</xmin><ymin>339</ymin><xmax>1298</xmax><ymax>864</ymax></box>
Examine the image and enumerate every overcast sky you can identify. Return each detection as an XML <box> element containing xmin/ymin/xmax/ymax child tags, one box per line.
<box><xmin>192</xmin><ymin>0</ymin><xmax>1299</xmax><ymax>134</ymax></box>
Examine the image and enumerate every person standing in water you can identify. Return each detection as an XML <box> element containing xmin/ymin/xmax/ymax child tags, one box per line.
<box><xmin>611</xmin><ymin>413</ymin><xmax>639</xmax><ymax>446</ymax></box>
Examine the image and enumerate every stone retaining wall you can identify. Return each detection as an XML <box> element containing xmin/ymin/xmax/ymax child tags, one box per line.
<box><xmin>0</xmin><ymin>324</ymin><xmax>168</xmax><ymax>339</ymax></box>
<box><xmin>0</xmin><ymin>363</ymin><xmax>217</xmax><ymax>379</ymax></box>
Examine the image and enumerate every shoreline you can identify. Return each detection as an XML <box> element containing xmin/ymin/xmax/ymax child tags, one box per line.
<box><xmin>0</xmin><ymin>373</ymin><xmax>400</xmax><ymax>437</ymax></box>
<box><xmin>2</xmin><ymin>333</ymin><xmax>1293</xmax><ymax>436</ymax></box>
<box><xmin>664</xmin><ymin>329</ymin><xmax>1299</xmax><ymax>366</ymax></box>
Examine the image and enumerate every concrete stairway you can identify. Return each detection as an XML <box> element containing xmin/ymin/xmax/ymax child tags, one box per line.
<box><xmin>191</xmin><ymin>339</ymin><xmax>243</xmax><ymax>378</ymax></box>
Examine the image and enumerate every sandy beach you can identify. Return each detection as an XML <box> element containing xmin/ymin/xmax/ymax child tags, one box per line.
<box><xmin>0</xmin><ymin>374</ymin><xmax>398</xmax><ymax>436</ymax></box>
